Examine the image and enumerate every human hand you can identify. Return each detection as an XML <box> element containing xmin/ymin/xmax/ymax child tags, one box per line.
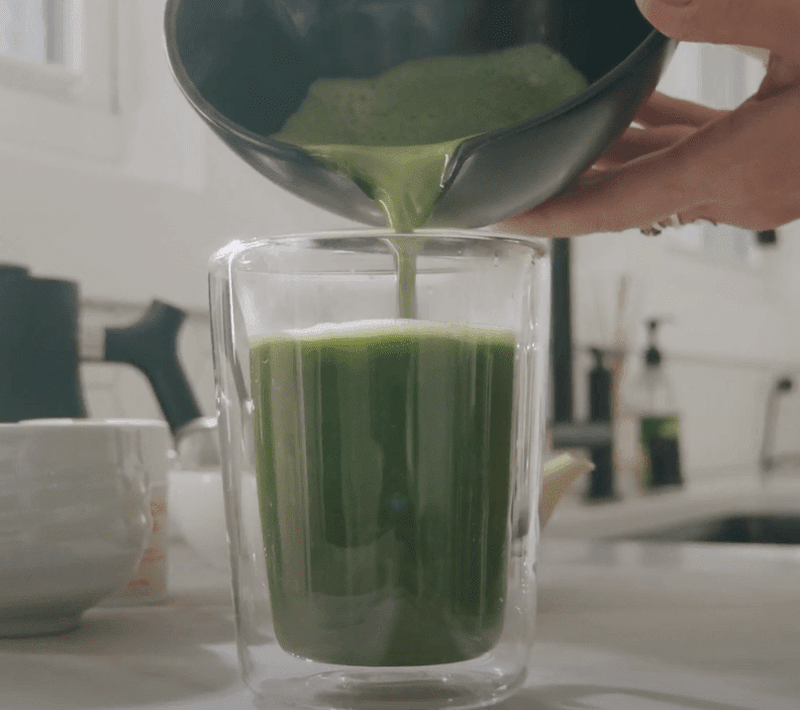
<box><xmin>500</xmin><ymin>0</ymin><xmax>800</xmax><ymax>238</ymax></box>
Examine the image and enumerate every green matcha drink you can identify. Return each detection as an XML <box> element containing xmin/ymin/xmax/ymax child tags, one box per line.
<box><xmin>248</xmin><ymin>42</ymin><xmax>568</xmax><ymax>666</ymax></box>
<box><xmin>273</xmin><ymin>43</ymin><xmax>587</xmax><ymax>233</ymax></box>
<box><xmin>250</xmin><ymin>320</ymin><xmax>516</xmax><ymax>666</ymax></box>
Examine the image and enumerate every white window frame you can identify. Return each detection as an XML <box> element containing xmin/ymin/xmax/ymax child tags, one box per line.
<box><xmin>0</xmin><ymin>0</ymin><xmax>122</xmax><ymax>161</ymax></box>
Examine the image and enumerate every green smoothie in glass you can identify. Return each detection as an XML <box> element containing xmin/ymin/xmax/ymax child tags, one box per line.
<box><xmin>250</xmin><ymin>44</ymin><xmax>582</xmax><ymax>666</ymax></box>
<box><xmin>251</xmin><ymin>320</ymin><xmax>516</xmax><ymax>666</ymax></box>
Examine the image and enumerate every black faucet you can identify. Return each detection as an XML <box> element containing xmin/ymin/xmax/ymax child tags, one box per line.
<box><xmin>585</xmin><ymin>348</ymin><xmax>616</xmax><ymax>500</ymax></box>
<box><xmin>549</xmin><ymin>347</ymin><xmax>617</xmax><ymax>501</ymax></box>
<box><xmin>549</xmin><ymin>241</ymin><xmax>616</xmax><ymax>501</ymax></box>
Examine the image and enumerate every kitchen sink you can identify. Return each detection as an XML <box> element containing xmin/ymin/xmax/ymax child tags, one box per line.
<box><xmin>544</xmin><ymin>477</ymin><xmax>800</xmax><ymax>544</ymax></box>
<box><xmin>617</xmin><ymin>513</ymin><xmax>800</xmax><ymax>545</ymax></box>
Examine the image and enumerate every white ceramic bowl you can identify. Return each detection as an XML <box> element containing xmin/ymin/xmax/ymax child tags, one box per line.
<box><xmin>0</xmin><ymin>419</ymin><xmax>170</xmax><ymax>637</ymax></box>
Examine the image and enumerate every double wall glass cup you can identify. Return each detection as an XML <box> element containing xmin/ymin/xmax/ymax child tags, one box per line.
<box><xmin>209</xmin><ymin>230</ymin><xmax>550</xmax><ymax>710</ymax></box>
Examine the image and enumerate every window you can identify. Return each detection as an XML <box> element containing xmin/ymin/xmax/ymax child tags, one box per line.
<box><xmin>0</xmin><ymin>0</ymin><xmax>121</xmax><ymax>160</ymax></box>
<box><xmin>1</xmin><ymin>0</ymin><xmax>70</xmax><ymax>65</ymax></box>
<box><xmin>0</xmin><ymin>0</ymin><xmax>100</xmax><ymax>101</ymax></box>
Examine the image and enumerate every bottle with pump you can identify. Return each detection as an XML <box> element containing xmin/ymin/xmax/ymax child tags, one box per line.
<box><xmin>627</xmin><ymin>318</ymin><xmax>683</xmax><ymax>489</ymax></box>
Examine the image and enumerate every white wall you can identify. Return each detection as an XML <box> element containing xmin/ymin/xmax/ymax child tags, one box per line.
<box><xmin>570</xmin><ymin>43</ymin><xmax>800</xmax><ymax>489</ymax></box>
<box><xmin>1</xmin><ymin>0</ymin><xmax>358</xmax><ymax>310</ymax></box>
<box><xmin>1</xmin><ymin>0</ymin><xmax>358</xmax><ymax>426</ymax></box>
<box><xmin>2</xmin><ymin>3</ymin><xmax>799</xmax><ymax>489</ymax></box>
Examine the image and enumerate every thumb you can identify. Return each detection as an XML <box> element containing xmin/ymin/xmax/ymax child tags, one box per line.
<box><xmin>636</xmin><ymin>0</ymin><xmax>800</xmax><ymax>62</ymax></box>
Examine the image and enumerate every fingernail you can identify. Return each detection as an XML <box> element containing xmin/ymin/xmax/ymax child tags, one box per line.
<box><xmin>637</xmin><ymin>0</ymin><xmax>693</xmax><ymax>34</ymax></box>
<box><xmin>638</xmin><ymin>0</ymin><xmax>692</xmax><ymax>13</ymax></box>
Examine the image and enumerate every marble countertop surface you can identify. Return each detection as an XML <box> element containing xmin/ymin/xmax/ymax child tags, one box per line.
<box><xmin>1</xmin><ymin>530</ymin><xmax>798</xmax><ymax>710</ymax></box>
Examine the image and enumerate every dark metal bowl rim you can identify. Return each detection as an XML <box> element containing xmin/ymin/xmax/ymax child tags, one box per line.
<box><xmin>445</xmin><ymin>30</ymin><xmax>674</xmax><ymax>178</ymax></box>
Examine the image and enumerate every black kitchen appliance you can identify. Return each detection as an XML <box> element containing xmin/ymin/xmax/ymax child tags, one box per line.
<box><xmin>0</xmin><ymin>264</ymin><xmax>202</xmax><ymax>435</ymax></box>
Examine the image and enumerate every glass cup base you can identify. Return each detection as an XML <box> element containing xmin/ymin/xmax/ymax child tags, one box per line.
<box><xmin>253</xmin><ymin>664</ymin><xmax>527</xmax><ymax>710</ymax></box>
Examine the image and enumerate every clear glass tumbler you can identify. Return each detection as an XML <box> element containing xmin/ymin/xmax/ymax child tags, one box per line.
<box><xmin>209</xmin><ymin>230</ymin><xmax>550</xmax><ymax>710</ymax></box>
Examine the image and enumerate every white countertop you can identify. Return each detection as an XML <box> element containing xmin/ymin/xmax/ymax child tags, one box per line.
<box><xmin>544</xmin><ymin>474</ymin><xmax>800</xmax><ymax>540</ymax></box>
<box><xmin>1</xmin><ymin>531</ymin><xmax>799</xmax><ymax>710</ymax></box>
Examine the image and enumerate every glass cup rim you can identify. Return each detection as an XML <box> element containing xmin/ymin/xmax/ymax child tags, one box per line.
<box><xmin>213</xmin><ymin>228</ymin><xmax>549</xmax><ymax>268</ymax></box>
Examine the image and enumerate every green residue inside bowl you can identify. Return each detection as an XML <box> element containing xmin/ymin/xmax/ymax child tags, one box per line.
<box><xmin>272</xmin><ymin>43</ymin><xmax>588</xmax><ymax>233</ymax></box>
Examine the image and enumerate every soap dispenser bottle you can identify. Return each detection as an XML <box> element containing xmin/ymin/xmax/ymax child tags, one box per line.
<box><xmin>628</xmin><ymin>318</ymin><xmax>683</xmax><ymax>489</ymax></box>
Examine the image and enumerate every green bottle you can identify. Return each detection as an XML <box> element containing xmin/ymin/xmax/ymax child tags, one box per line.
<box><xmin>629</xmin><ymin>319</ymin><xmax>683</xmax><ymax>489</ymax></box>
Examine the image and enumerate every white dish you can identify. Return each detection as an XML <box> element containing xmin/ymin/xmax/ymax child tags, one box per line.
<box><xmin>0</xmin><ymin>419</ymin><xmax>171</xmax><ymax>637</ymax></box>
<box><xmin>169</xmin><ymin>469</ymin><xmax>229</xmax><ymax>570</ymax></box>
<box><xmin>1</xmin><ymin>552</ymin><xmax>142</xmax><ymax>637</ymax></box>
